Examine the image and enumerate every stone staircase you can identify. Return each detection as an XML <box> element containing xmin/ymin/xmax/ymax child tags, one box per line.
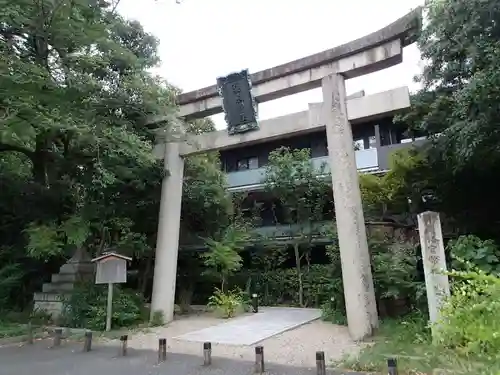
<box><xmin>33</xmin><ymin>249</ymin><xmax>95</xmax><ymax>318</ymax></box>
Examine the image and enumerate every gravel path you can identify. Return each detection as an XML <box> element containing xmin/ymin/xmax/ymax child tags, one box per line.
<box><xmin>122</xmin><ymin>312</ymin><xmax>361</xmax><ymax>368</ymax></box>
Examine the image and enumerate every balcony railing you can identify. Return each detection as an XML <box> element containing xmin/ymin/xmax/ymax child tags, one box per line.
<box><xmin>226</xmin><ymin>148</ymin><xmax>379</xmax><ymax>190</ymax></box>
<box><xmin>254</xmin><ymin>221</ymin><xmax>332</xmax><ymax>239</ymax></box>
<box><xmin>179</xmin><ymin>221</ymin><xmax>334</xmax><ymax>250</ymax></box>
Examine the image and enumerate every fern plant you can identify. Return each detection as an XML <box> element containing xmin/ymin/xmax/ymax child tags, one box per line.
<box><xmin>207</xmin><ymin>288</ymin><xmax>244</xmax><ymax>318</ymax></box>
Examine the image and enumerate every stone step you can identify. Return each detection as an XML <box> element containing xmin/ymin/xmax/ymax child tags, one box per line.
<box><xmin>42</xmin><ymin>283</ymin><xmax>75</xmax><ymax>293</ymax></box>
<box><xmin>51</xmin><ymin>273</ymin><xmax>78</xmax><ymax>283</ymax></box>
<box><xmin>33</xmin><ymin>292</ymin><xmax>66</xmax><ymax>302</ymax></box>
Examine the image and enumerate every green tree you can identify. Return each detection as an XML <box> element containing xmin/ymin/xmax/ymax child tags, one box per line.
<box><xmin>395</xmin><ymin>0</ymin><xmax>500</xmax><ymax>239</ymax></box>
<box><xmin>0</xmin><ymin>0</ymin><xmax>179</xmax><ymax>260</ymax></box>
<box><xmin>359</xmin><ymin>148</ymin><xmax>425</xmax><ymax>220</ymax></box>
<box><xmin>263</xmin><ymin>147</ymin><xmax>331</xmax><ymax>306</ymax></box>
<box><xmin>202</xmin><ymin>224</ymin><xmax>250</xmax><ymax>292</ymax></box>
<box><xmin>0</xmin><ymin>0</ymin><xmax>176</xmax><ymax>185</ymax></box>
<box><xmin>0</xmin><ymin>0</ymin><xmax>233</xmax><ymax>309</ymax></box>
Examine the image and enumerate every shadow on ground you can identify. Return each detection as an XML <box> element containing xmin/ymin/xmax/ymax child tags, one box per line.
<box><xmin>0</xmin><ymin>339</ymin><xmax>362</xmax><ymax>375</ymax></box>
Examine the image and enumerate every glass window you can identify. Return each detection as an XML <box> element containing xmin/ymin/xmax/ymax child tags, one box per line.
<box><xmin>248</xmin><ymin>157</ymin><xmax>259</xmax><ymax>169</ymax></box>
<box><xmin>236</xmin><ymin>159</ymin><xmax>249</xmax><ymax>170</ymax></box>
<box><xmin>354</xmin><ymin>139</ymin><xmax>364</xmax><ymax>150</ymax></box>
<box><xmin>368</xmin><ymin>135</ymin><xmax>377</xmax><ymax>149</ymax></box>
<box><xmin>236</xmin><ymin>156</ymin><xmax>259</xmax><ymax>171</ymax></box>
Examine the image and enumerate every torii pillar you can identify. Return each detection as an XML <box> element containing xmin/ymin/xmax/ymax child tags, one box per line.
<box><xmin>322</xmin><ymin>74</ymin><xmax>378</xmax><ymax>335</ymax></box>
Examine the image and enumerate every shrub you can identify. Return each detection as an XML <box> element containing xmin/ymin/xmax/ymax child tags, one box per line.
<box><xmin>370</xmin><ymin>238</ymin><xmax>426</xmax><ymax>311</ymax></box>
<box><xmin>243</xmin><ymin>265</ymin><xmax>340</xmax><ymax>308</ymax></box>
<box><xmin>321</xmin><ymin>298</ymin><xmax>347</xmax><ymax>325</ymax></box>
<box><xmin>0</xmin><ymin>263</ymin><xmax>24</xmax><ymax>310</ymax></box>
<box><xmin>207</xmin><ymin>288</ymin><xmax>245</xmax><ymax>318</ymax></box>
<box><xmin>436</xmin><ymin>269</ymin><xmax>500</xmax><ymax>357</ymax></box>
<box><xmin>447</xmin><ymin>234</ymin><xmax>500</xmax><ymax>275</ymax></box>
<box><xmin>228</xmin><ymin>233</ymin><xmax>424</xmax><ymax>323</ymax></box>
<box><xmin>62</xmin><ymin>282</ymin><xmax>144</xmax><ymax>330</ymax></box>
<box><xmin>319</xmin><ymin>236</ymin><xmax>425</xmax><ymax>321</ymax></box>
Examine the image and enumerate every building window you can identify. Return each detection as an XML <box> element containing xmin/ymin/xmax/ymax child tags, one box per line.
<box><xmin>353</xmin><ymin>139</ymin><xmax>364</xmax><ymax>150</ymax></box>
<box><xmin>236</xmin><ymin>156</ymin><xmax>259</xmax><ymax>171</ymax></box>
<box><xmin>368</xmin><ymin>135</ymin><xmax>377</xmax><ymax>149</ymax></box>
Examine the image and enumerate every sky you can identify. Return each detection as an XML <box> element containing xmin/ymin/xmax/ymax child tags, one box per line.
<box><xmin>118</xmin><ymin>0</ymin><xmax>425</xmax><ymax>129</ymax></box>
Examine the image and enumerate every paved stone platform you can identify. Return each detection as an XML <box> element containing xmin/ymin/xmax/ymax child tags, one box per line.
<box><xmin>173</xmin><ymin>307</ymin><xmax>321</xmax><ymax>346</ymax></box>
<box><xmin>0</xmin><ymin>339</ymin><xmax>360</xmax><ymax>375</ymax></box>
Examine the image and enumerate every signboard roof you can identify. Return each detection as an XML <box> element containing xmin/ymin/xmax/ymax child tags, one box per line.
<box><xmin>91</xmin><ymin>252</ymin><xmax>132</xmax><ymax>263</ymax></box>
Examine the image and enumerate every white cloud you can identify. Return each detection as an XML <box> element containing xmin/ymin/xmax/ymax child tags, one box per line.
<box><xmin>118</xmin><ymin>0</ymin><xmax>425</xmax><ymax>129</ymax></box>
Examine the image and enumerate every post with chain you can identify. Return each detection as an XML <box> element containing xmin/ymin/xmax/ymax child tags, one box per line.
<box><xmin>388</xmin><ymin>358</ymin><xmax>398</xmax><ymax>375</ymax></box>
<box><xmin>316</xmin><ymin>351</ymin><xmax>326</xmax><ymax>375</ymax></box>
<box><xmin>52</xmin><ymin>328</ymin><xmax>62</xmax><ymax>348</ymax></box>
<box><xmin>83</xmin><ymin>330</ymin><xmax>92</xmax><ymax>352</ymax></box>
<box><xmin>27</xmin><ymin>321</ymin><xmax>34</xmax><ymax>345</ymax></box>
<box><xmin>203</xmin><ymin>342</ymin><xmax>212</xmax><ymax>366</ymax></box>
<box><xmin>254</xmin><ymin>346</ymin><xmax>264</xmax><ymax>373</ymax></box>
<box><xmin>158</xmin><ymin>338</ymin><xmax>167</xmax><ymax>362</ymax></box>
<box><xmin>119</xmin><ymin>335</ymin><xmax>128</xmax><ymax>356</ymax></box>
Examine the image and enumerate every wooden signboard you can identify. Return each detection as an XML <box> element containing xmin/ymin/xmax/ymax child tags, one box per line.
<box><xmin>95</xmin><ymin>255</ymin><xmax>128</xmax><ymax>284</ymax></box>
<box><xmin>91</xmin><ymin>252</ymin><xmax>132</xmax><ymax>331</ymax></box>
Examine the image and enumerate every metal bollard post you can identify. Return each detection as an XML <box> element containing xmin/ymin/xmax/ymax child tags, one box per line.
<box><xmin>316</xmin><ymin>351</ymin><xmax>326</xmax><ymax>375</ymax></box>
<box><xmin>203</xmin><ymin>342</ymin><xmax>212</xmax><ymax>366</ymax></box>
<box><xmin>27</xmin><ymin>321</ymin><xmax>34</xmax><ymax>345</ymax></box>
<box><xmin>158</xmin><ymin>338</ymin><xmax>167</xmax><ymax>362</ymax></box>
<box><xmin>53</xmin><ymin>328</ymin><xmax>62</xmax><ymax>347</ymax></box>
<box><xmin>83</xmin><ymin>330</ymin><xmax>92</xmax><ymax>352</ymax></box>
<box><xmin>387</xmin><ymin>358</ymin><xmax>398</xmax><ymax>375</ymax></box>
<box><xmin>251</xmin><ymin>293</ymin><xmax>258</xmax><ymax>313</ymax></box>
<box><xmin>254</xmin><ymin>346</ymin><xmax>264</xmax><ymax>373</ymax></box>
<box><xmin>120</xmin><ymin>335</ymin><xmax>128</xmax><ymax>356</ymax></box>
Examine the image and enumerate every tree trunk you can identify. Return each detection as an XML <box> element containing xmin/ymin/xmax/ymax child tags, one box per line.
<box><xmin>221</xmin><ymin>273</ymin><xmax>226</xmax><ymax>293</ymax></box>
<box><xmin>140</xmin><ymin>251</ymin><xmax>153</xmax><ymax>298</ymax></box>
<box><xmin>32</xmin><ymin>135</ymin><xmax>51</xmax><ymax>186</ymax></box>
<box><xmin>293</xmin><ymin>243</ymin><xmax>304</xmax><ymax>307</ymax></box>
<box><xmin>97</xmin><ymin>227</ymin><xmax>107</xmax><ymax>256</ymax></box>
<box><xmin>32</xmin><ymin>151</ymin><xmax>48</xmax><ymax>186</ymax></box>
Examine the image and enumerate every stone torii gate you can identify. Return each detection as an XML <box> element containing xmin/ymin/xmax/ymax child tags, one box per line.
<box><xmin>150</xmin><ymin>8</ymin><xmax>422</xmax><ymax>340</ymax></box>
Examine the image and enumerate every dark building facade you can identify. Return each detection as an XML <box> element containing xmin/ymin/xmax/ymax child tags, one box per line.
<box><xmin>179</xmin><ymin>115</ymin><xmax>426</xmax><ymax>251</ymax></box>
<box><xmin>221</xmin><ymin>115</ymin><xmax>425</xmax><ymax>192</ymax></box>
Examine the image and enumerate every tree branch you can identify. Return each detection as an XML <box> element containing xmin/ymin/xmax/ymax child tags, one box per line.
<box><xmin>111</xmin><ymin>0</ymin><xmax>122</xmax><ymax>14</ymax></box>
<box><xmin>0</xmin><ymin>143</ymin><xmax>34</xmax><ymax>157</ymax></box>
<box><xmin>47</xmin><ymin>0</ymin><xmax>67</xmax><ymax>31</ymax></box>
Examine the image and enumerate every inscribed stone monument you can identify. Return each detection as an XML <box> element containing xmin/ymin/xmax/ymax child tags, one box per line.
<box><xmin>417</xmin><ymin>211</ymin><xmax>451</xmax><ymax>336</ymax></box>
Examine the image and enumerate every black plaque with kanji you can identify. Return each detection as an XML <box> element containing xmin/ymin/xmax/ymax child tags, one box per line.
<box><xmin>217</xmin><ymin>69</ymin><xmax>259</xmax><ymax>135</ymax></box>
